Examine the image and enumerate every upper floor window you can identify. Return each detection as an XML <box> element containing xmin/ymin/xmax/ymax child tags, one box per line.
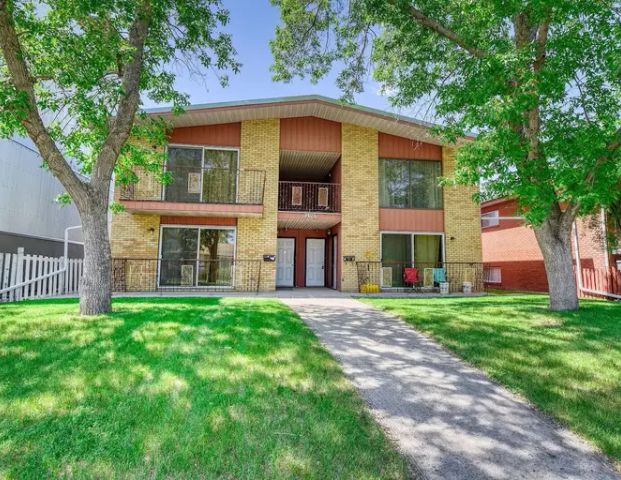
<box><xmin>164</xmin><ymin>146</ymin><xmax>238</xmax><ymax>203</ymax></box>
<box><xmin>379</xmin><ymin>158</ymin><xmax>442</xmax><ymax>209</ymax></box>
<box><xmin>481</xmin><ymin>210</ymin><xmax>500</xmax><ymax>228</ymax></box>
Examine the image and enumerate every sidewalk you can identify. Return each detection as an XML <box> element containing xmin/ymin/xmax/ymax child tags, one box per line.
<box><xmin>282</xmin><ymin>297</ymin><xmax>620</xmax><ymax>480</ymax></box>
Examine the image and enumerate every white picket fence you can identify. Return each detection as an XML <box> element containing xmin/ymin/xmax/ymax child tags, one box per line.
<box><xmin>0</xmin><ymin>248</ymin><xmax>83</xmax><ymax>302</ymax></box>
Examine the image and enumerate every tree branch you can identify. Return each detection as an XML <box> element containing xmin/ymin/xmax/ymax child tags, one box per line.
<box><xmin>91</xmin><ymin>0</ymin><xmax>151</xmax><ymax>189</ymax></box>
<box><xmin>409</xmin><ymin>5</ymin><xmax>489</xmax><ymax>58</ymax></box>
<box><xmin>0</xmin><ymin>0</ymin><xmax>87</xmax><ymax>204</ymax></box>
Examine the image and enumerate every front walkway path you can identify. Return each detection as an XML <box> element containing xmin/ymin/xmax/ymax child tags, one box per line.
<box><xmin>281</xmin><ymin>297</ymin><xmax>620</xmax><ymax>480</ymax></box>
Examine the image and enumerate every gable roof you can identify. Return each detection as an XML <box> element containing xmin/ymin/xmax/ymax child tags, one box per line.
<box><xmin>144</xmin><ymin>94</ymin><xmax>458</xmax><ymax>146</ymax></box>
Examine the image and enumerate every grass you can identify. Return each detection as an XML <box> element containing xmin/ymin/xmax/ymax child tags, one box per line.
<box><xmin>363</xmin><ymin>294</ymin><xmax>621</xmax><ymax>464</ymax></box>
<box><xmin>0</xmin><ymin>297</ymin><xmax>408</xmax><ymax>480</ymax></box>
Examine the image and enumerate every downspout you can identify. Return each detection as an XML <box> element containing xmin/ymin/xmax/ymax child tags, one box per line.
<box><xmin>573</xmin><ymin>220</ymin><xmax>621</xmax><ymax>300</ymax></box>
<box><xmin>601</xmin><ymin>208</ymin><xmax>610</xmax><ymax>270</ymax></box>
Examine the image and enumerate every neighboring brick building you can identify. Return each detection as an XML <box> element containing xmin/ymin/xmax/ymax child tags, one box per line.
<box><xmin>110</xmin><ymin>95</ymin><xmax>482</xmax><ymax>293</ymax></box>
<box><xmin>481</xmin><ymin>197</ymin><xmax>621</xmax><ymax>292</ymax></box>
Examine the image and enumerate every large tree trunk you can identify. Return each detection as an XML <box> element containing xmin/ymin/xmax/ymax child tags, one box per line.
<box><xmin>78</xmin><ymin>199</ymin><xmax>112</xmax><ymax>315</ymax></box>
<box><xmin>534</xmin><ymin>217</ymin><xmax>579</xmax><ymax>311</ymax></box>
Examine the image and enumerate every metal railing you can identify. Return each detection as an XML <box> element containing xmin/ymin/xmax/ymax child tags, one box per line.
<box><xmin>120</xmin><ymin>167</ymin><xmax>266</xmax><ymax>205</ymax></box>
<box><xmin>278</xmin><ymin>181</ymin><xmax>340</xmax><ymax>213</ymax></box>
<box><xmin>356</xmin><ymin>261</ymin><xmax>485</xmax><ymax>293</ymax></box>
<box><xmin>112</xmin><ymin>258</ymin><xmax>262</xmax><ymax>293</ymax></box>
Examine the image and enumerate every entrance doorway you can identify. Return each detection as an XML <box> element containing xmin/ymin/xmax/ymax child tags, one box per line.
<box><xmin>305</xmin><ymin>238</ymin><xmax>325</xmax><ymax>287</ymax></box>
<box><xmin>276</xmin><ymin>238</ymin><xmax>295</xmax><ymax>287</ymax></box>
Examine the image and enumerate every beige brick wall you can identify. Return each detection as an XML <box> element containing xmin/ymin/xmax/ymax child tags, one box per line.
<box><xmin>340</xmin><ymin>124</ymin><xmax>380</xmax><ymax>291</ymax></box>
<box><xmin>442</xmin><ymin>147</ymin><xmax>483</xmax><ymax>263</ymax></box>
<box><xmin>236</xmin><ymin>119</ymin><xmax>279</xmax><ymax>291</ymax></box>
<box><xmin>110</xmin><ymin>212</ymin><xmax>160</xmax><ymax>291</ymax></box>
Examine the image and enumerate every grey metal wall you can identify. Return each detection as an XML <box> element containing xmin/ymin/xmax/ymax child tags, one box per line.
<box><xmin>0</xmin><ymin>231</ymin><xmax>84</xmax><ymax>258</ymax></box>
<box><xmin>0</xmin><ymin>137</ymin><xmax>84</xmax><ymax>252</ymax></box>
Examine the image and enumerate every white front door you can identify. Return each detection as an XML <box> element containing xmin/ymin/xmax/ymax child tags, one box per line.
<box><xmin>276</xmin><ymin>238</ymin><xmax>295</xmax><ymax>287</ymax></box>
<box><xmin>306</xmin><ymin>238</ymin><xmax>325</xmax><ymax>287</ymax></box>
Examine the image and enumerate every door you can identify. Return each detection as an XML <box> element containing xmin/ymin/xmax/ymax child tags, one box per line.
<box><xmin>276</xmin><ymin>238</ymin><xmax>295</xmax><ymax>287</ymax></box>
<box><xmin>306</xmin><ymin>238</ymin><xmax>325</xmax><ymax>287</ymax></box>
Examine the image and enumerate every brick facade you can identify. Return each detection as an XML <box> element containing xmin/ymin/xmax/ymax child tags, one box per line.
<box><xmin>339</xmin><ymin>124</ymin><xmax>380</xmax><ymax>291</ymax></box>
<box><xmin>442</xmin><ymin>147</ymin><xmax>483</xmax><ymax>264</ymax></box>
<box><xmin>111</xmin><ymin>104</ymin><xmax>483</xmax><ymax>293</ymax></box>
<box><xmin>482</xmin><ymin>198</ymin><xmax>617</xmax><ymax>292</ymax></box>
<box><xmin>236</xmin><ymin>119</ymin><xmax>280</xmax><ymax>291</ymax></box>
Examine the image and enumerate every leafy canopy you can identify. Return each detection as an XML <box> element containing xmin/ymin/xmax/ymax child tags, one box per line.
<box><xmin>271</xmin><ymin>0</ymin><xmax>621</xmax><ymax>224</ymax></box>
<box><xmin>0</xmin><ymin>0</ymin><xmax>239</xmax><ymax>188</ymax></box>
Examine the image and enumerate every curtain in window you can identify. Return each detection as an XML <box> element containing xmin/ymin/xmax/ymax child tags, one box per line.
<box><xmin>203</xmin><ymin>149</ymin><xmax>238</xmax><ymax>203</ymax></box>
<box><xmin>379</xmin><ymin>159</ymin><xmax>442</xmax><ymax>209</ymax></box>
<box><xmin>164</xmin><ymin>147</ymin><xmax>203</xmax><ymax>202</ymax></box>
<box><xmin>413</xmin><ymin>235</ymin><xmax>442</xmax><ymax>266</ymax></box>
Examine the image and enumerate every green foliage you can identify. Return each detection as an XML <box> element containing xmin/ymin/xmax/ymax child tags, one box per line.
<box><xmin>271</xmin><ymin>0</ymin><xmax>621</xmax><ymax>225</ymax></box>
<box><xmin>0</xmin><ymin>0</ymin><xmax>240</xmax><ymax>186</ymax></box>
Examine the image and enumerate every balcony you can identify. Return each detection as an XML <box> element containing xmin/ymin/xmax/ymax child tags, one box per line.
<box><xmin>278</xmin><ymin>181</ymin><xmax>340</xmax><ymax>213</ymax></box>
<box><xmin>119</xmin><ymin>168</ymin><xmax>266</xmax><ymax>217</ymax></box>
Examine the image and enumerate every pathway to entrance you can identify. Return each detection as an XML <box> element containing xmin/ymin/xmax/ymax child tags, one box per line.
<box><xmin>281</xmin><ymin>297</ymin><xmax>620</xmax><ymax>480</ymax></box>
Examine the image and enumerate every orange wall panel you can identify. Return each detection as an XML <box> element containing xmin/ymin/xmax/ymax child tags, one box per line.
<box><xmin>169</xmin><ymin>123</ymin><xmax>241</xmax><ymax>147</ymax></box>
<box><xmin>379</xmin><ymin>208</ymin><xmax>444</xmax><ymax>232</ymax></box>
<box><xmin>280</xmin><ymin>117</ymin><xmax>341</xmax><ymax>152</ymax></box>
<box><xmin>160</xmin><ymin>216</ymin><xmax>237</xmax><ymax>226</ymax></box>
<box><xmin>378</xmin><ymin>132</ymin><xmax>442</xmax><ymax>160</ymax></box>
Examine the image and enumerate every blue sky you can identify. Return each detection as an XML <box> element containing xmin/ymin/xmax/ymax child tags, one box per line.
<box><xmin>142</xmin><ymin>0</ymin><xmax>407</xmax><ymax>116</ymax></box>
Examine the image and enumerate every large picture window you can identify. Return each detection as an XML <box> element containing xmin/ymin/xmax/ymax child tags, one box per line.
<box><xmin>159</xmin><ymin>226</ymin><xmax>236</xmax><ymax>287</ymax></box>
<box><xmin>381</xmin><ymin>232</ymin><xmax>443</xmax><ymax>287</ymax></box>
<box><xmin>379</xmin><ymin>158</ymin><xmax>442</xmax><ymax>209</ymax></box>
<box><xmin>164</xmin><ymin>146</ymin><xmax>238</xmax><ymax>203</ymax></box>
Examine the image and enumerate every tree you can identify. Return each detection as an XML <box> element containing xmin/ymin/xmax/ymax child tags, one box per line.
<box><xmin>0</xmin><ymin>0</ymin><xmax>239</xmax><ymax>314</ymax></box>
<box><xmin>270</xmin><ymin>0</ymin><xmax>621</xmax><ymax>310</ymax></box>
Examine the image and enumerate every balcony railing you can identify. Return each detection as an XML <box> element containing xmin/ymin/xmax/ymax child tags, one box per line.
<box><xmin>111</xmin><ymin>257</ymin><xmax>262</xmax><ymax>292</ymax></box>
<box><xmin>119</xmin><ymin>167</ymin><xmax>265</xmax><ymax>205</ymax></box>
<box><xmin>356</xmin><ymin>261</ymin><xmax>485</xmax><ymax>293</ymax></box>
<box><xmin>278</xmin><ymin>181</ymin><xmax>340</xmax><ymax>213</ymax></box>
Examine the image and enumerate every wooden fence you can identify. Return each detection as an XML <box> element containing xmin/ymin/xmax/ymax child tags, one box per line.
<box><xmin>0</xmin><ymin>248</ymin><xmax>83</xmax><ymax>302</ymax></box>
<box><xmin>578</xmin><ymin>267</ymin><xmax>621</xmax><ymax>299</ymax></box>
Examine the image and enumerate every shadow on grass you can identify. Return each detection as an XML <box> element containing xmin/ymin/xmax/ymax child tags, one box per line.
<box><xmin>365</xmin><ymin>295</ymin><xmax>621</xmax><ymax>463</ymax></box>
<box><xmin>0</xmin><ymin>297</ymin><xmax>408</xmax><ymax>479</ymax></box>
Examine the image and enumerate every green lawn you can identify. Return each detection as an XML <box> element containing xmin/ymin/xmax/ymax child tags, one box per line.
<box><xmin>364</xmin><ymin>295</ymin><xmax>621</xmax><ymax>464</ymax></box>
<box><xmin>0</xmin><ymin>298</ymin><xmax>408</xmax><ymax>480</ymax></box>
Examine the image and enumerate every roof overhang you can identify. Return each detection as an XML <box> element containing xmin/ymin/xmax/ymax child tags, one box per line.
<box><xmin>144</xmin><ymin>95</ymin><xmax>462</xmax><ymax>146</ymax></box>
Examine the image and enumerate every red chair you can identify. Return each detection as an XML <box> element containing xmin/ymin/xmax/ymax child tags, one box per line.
<box><xmin>403</xmin><ymin>267</ymin><xmax>418</xmax><ymax>287</ymax></box>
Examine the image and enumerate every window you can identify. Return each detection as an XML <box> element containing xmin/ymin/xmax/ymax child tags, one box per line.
<box><xmin>159</xmin><ymin>226</ymin><xmax>236</xmax><ymax>287</ymax></box>
<box><xmin>164</xmin><ymin>146</ymin><xmax>238</xmax><ymax>203</ymax></box>
<box><xmin>379</xmin><ymin>158</ymin><xmax>442</xmax><ymax>209</ymax></box>
<box><xmin>381</xmin><ymin>233</ymin><xmax>443</xmax><ymax>287</ymax></box>
<box><xmin>484</xmin><ymin>267</ymin><xmax>502</xmax><ymax>283</ymax></box>
<box><xmin>616</xmin><ymin>260</ymin><xmax>621</xmax><ymax>272</ymax></box>
<box><xmin>481</xmin><ymin>210</ymin><xmax>500</xmax><ymax>228</ymax></box>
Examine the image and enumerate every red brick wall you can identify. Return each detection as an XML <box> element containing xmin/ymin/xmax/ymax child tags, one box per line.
<box><xmin>482</xmin><ymin>198</ymin><xmax>615</xmax><ymax>292</ymax></box>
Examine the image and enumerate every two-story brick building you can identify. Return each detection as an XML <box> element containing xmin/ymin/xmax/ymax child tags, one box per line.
<box><xmin>110</xmin><ymin>95</ymin><xmax>483</xmax><ymax>293</ymax></box>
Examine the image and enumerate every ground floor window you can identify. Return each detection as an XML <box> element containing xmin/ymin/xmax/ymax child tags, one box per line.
<box><xmin>159</xmin><ymin>226</ymin><xmax>236</xmax><ymax>287</ymax></box>
<box><xmin>381</xmin><ymin>232</ymin><xmax>443</xmax><ymax>287</ymax></box>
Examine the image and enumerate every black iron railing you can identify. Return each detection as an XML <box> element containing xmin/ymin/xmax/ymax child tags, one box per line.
<box><xmin>112</xmin><ymin>258</ymin><xmax>262</xmax><ymax>292</ymax></box>
<box><xmin>356</xmin><ymin>261</ymin><xmax>485</xmax><ymax>293</ymax></box>
<box><xmin>120</xmin><ymin>167</ymin><xmax>266</xmax><ymax>205</ymax></box>
<box><xmin>278</xmin><ymin>181</ymin><xmax>340</xmax><ymax>213</ymax></box>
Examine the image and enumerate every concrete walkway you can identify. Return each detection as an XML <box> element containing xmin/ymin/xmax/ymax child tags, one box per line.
<box><xmin>281</xmin><ymin>297</ymin><xmax>620</xmax><ymax>480</ymax></box>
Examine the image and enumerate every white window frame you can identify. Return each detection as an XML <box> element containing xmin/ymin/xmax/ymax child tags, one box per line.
<box><xmin>157</xmin><ymin>224</ymin><xmax>237</xmax><ymax>289</ymax></box>
<box><xmin>481</xmin><ymin>210</ymin><xmax>500</xmax><ymax>228</ymax></box>
<box><xmin>484</xmin><ymin>266</ymin><xmax>502</xmax><ymax>284</ymax></box>
<box><xmin>162</xmin><ymin>144</ymin><xmax>240</xmax><ymax>203</ymax></box>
